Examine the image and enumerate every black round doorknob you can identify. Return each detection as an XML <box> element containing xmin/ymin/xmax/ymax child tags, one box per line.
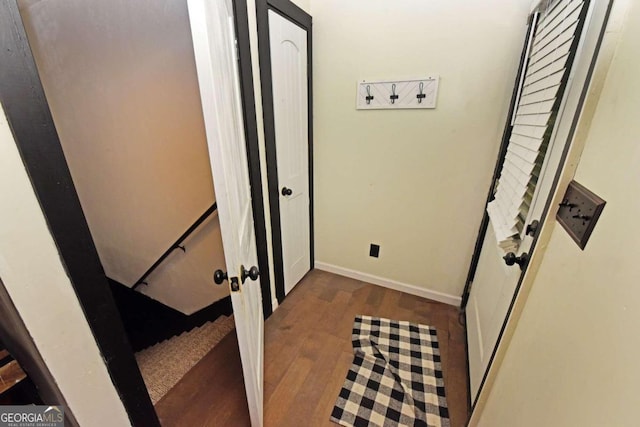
<box><xmin>281</xmin><ymin>187</ymin><xmax>293</xmax><ymax>196</ymax></box>
<box><xmin>213</xmin><ymin>269</ymin><xmax>228</xmax><ymax>285</ymax></box>
<box><xmin>526</xmin><ymin>220</ymin><xmax>540</xmax><ymax>237</ymax></box>
<box><xmin>241</xmin><ymin>265</ymin><xmax>260</xmax><ymax>283</ymax></box>
<box><xmin>503</xmin><ymin>252</ymin><xmax>529</xmax><ymax>270</ymax></box>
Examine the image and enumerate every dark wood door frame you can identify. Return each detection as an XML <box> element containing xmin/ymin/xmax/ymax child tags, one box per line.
<box><xmin>256</xmin><ymin>0</ymin><xmax>314</xmax><ymax>304</ymax></box>
<box><xmin>0</xmin><ymin>0</ymin><xmax>269</xmax><ymax>424</ymax></box>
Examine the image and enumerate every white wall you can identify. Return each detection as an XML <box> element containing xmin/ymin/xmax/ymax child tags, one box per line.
<box><xmin>475</xmin><ymin>1</ymin><xmax>640</xmax><ymax>425</ymax></box>
<box><xmin>20</xmin><ymin>0</ymin><xmax>228</xmax><ymax>314</ymax></box>
<box><xmin>0</xmin><ymin>105</ymin><xmax>130</xmax><ymax>426</ymax></box>
<box><xmin>311</xmin><ymin>0</ymin><xmax>533</xmax><ymax>301</ymax></box>
<box><xmin>291</xmin><ymin>0</ymin><xmax>310</xmax><ymax>14</ymax></box>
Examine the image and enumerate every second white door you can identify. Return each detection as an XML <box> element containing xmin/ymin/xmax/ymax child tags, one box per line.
<box><xmin>269</xmin><ymin>11</ymin><xmax>310</xmax><ymax>296</ymax></box>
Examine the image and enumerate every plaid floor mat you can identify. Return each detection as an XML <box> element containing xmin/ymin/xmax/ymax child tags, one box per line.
<box><xmin>331</xmin><ymin>315</ymin><xmax>450</xmax><ymax>427</ymax></box>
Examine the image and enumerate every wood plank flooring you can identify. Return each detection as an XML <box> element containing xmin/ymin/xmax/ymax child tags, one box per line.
<box><xmin>155</xmin><ymin>270</ymin><xmax>469</xmax><ymax>426</ymax></box>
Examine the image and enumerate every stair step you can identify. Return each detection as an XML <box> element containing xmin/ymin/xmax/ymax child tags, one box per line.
<box><xmin>0</xmin><ymin>360</ymin><xmax>26</xmax><ymax>395</ymax></box>
<box><xmin>134</xmin><ymin>315</ymin><xmax>235</xmax><ymax>404</ymax></box>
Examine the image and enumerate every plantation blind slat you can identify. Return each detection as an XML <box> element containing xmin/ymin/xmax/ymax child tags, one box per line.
<box><xmin>487</xmin><ymin>0</ymin><xmax>585</xmax><ymax>252</ymax></box>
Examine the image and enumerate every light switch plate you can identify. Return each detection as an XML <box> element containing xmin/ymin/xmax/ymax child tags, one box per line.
<box><xmin>556</xmin><ymin>180</ymin><xmax>606</xmax><ymax>250</ymax></box>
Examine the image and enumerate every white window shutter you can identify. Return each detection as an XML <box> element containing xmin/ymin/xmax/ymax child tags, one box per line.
<box><xmin>488</xmin><ymin>0</ymin><xmax>586</xmax><ymax>251</ymax></box>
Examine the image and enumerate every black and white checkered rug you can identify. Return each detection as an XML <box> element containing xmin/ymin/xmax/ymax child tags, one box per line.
<box><xmin>331</xmin><ymin>315</ymin><xmax>450</xmax><ymax>427</ymax></box>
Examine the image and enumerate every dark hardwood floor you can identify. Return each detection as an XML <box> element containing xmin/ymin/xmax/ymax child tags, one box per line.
<box><xmin>155</xmin><ymin>269</ymin><xmax>469</xmax><ymax>426</ymax></box>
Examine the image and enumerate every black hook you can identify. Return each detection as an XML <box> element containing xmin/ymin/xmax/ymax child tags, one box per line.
<box><xmin>390</xmin><ymin>83</ymin><xmax>399</xmax><ymax>104</ymax></box>
<box><xmin>417</xmin><ymin>82</ymin><xmax>426</xmax><ymax>103</ymax></box>
<box><xmin>365</xmin><ymin>85</ymin><xmax>374</xmax><ymax>105</ymax></box>
<box><xmin>559</xmin><ymin>199</ymin><xmax>577</xmax><ymax>211</ymax></box>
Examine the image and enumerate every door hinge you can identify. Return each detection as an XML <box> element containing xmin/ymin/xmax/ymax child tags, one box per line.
<box><xmin>234</xmin><ymin>38</ymin><xmax>239</xmax><ymax>61</ymax></box>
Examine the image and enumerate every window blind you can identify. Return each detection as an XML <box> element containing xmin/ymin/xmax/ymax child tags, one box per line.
<box><xmin>487</xmin><ymin>0</ymin><xmax>585</xmax><ymax>252</ymax></box>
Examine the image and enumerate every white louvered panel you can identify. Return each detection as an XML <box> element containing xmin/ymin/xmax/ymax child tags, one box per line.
<box><xmin>492</xmin><ymin>200</ymin><xmax>518</xmax><ymax>232</ymax></box>
<box><xmin>511</xmin><ymin>123</ymin><xmax>547</xmax><ymax>139</ymax></box>
<box><xmin>505</xmin><ymin>151</ymin><xmax>535</xmax><ymax>175</ymax></box>
<box><xmin>527</xmin><ymin>49</ymin><xmax>569</xmax><ymax>78</ymax></box>
<box><xmin>535</xmin><ymin>0</ymin><xmax>579</xmax><ymax>33</ymax></box>
<box><xmin>521</xmin><ymin>71</ymin><xmax>563</xmax><ymax>96</ymax></box>
<box><xmin>497</xmin><ymin>174</ymin><xmax>526</xmax><ymax>208</ymax></box>
<box><xmin>493</xmin><ymin>197</ymin><xmax>516</xmax><ymax>224</ymax></box>
<box><xmin>535</xmin><ymin>0</ymin><xmax>582</xmax><ymax>37</ymax></box>
<box><xmin>510</xmin><ymin>133</ymin><xmax>545</xmax><ymax>152</ymax></box>
<box><xmin>503</xmin><ymin>156</ymin><xmax>532</xmax><ymax>187</ymax></box>
<box><xmin>531</xmin><ymin>39</ymin><xmax>576</xmax><ymax>78</ymax></box>
<box><xmin>526</xmin><ymin>55</ymin><xmax>568</xmax><ymax>86</ymax></box>
<box><xmin>528</xmin><ymin>35</ymin><xmax>572</xmax><ymax>71</ymax></box>
<box><xmin>498</xmin><ymin>170</ymin><xmax>524</xmax><ymax>200</ymax></box>
<box><xmin>493</xmin><ymin>197</ymin><xmax>522</xmax><ymax>230</ymax></box>
<box><xmin>513</xmin><ymin>111</ymin><xmax>552</xmax><ymax>127</ymax></box>
<box><xmin>496</xmin><ymin>175</ymin><xmax>526</xmax><ymax>208</ymax></box>
<box><xmin>508</xmin><ymin>144</ymin><xmax>539</xmax><ymax>164</ymax></box>
<box><xmin>519</xmin><ymin>86</ymin><xmax>558</xmax><ymax>106</ymax></box>
<box><xmin>536</xmin><ymin>9</ymin><xmax>581</xmax><ymax>48</ymax></box>
<box><xmin>535</xmin><ymin>6</ymin><xmax>582</xmax><ymax>49</ymax></box>
<box><xmin>497</xmin><ymin>179</ymin><xmax>527</xmax><ymax>214</ymax></box>
<box><xmin>517</xmin><ymin>99</ymin><xmax>556</xmax><ymax>115</ymax></box>
<box><xmin>487</xmin><ymin>203</ymin><xmax>519</xmax><ymax>243</ymax></box>
<box><xmin>529</xmin><ymin>32</ymin><xmax>574</xmax><ymax>66</ymax></box>
<box><xmin>488</xmin><ymin>0</ymin><xmax>585</xmax><ymax>251</ymax></box>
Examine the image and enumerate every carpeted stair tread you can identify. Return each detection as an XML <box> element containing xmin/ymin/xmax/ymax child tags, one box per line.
<box><xmin>135</xmin><ymin>315</ymin><xmax>235</xmax><ymax>404</ymax></box>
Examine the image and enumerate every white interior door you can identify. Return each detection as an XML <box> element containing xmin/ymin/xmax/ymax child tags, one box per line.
<box><xmin>188</xmin><ymin>1</ymin><xmax>264</xmax><ymax>426</ymax></box>
<box><xmin>466</xmin><ymin>0</ymin><xmax>606</xmax><ymax>401</ymax></box>
<box><xmin>268</xmin><ymin>11</ymin><xmax>311</xmax><ymax>296</ymax></box>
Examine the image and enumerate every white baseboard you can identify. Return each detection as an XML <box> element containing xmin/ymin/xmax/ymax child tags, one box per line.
<box><xmin>314</xmin><ymin>262</ymin><xmax>461</xmax><ymax>307</ymax></box>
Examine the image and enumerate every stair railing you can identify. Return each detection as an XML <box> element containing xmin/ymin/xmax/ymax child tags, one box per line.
<box><xmin>132</xmin><ymin>203</ymin><xmax>217</xmax><ymax>290</ymax></box>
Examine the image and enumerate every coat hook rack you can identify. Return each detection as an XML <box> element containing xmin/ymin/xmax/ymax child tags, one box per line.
<box><xmin>356</xmin><ymin>76</ymin><xmax>439</xmax><ymax>110</ymax></box>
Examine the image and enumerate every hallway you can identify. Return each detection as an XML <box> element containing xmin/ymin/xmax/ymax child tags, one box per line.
<box><xmin>156</xmin><ymin>270</ymin><xmax>469</xmax><ymax>426</ymax></box>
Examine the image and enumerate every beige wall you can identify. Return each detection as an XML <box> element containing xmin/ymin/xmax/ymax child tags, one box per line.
<box><xmin>0</xmin><ymin>105</ymin><xmax>130</xmax><ymax>426</ymax></box>
<box><xmin>475</xmin><ymin>1</ymin><xmax>639</xmax><ymax>425</ymax></box>
<box><xmin>20</xmin><ymin>0</ymin><xmax>228</xmax><ymax>314</ymax></box>
<box><xmin>291</xmin><ymin>0</ymin><xmax>310</xmax><ymax>13</ymax></box>
<box><xmin>311</xmin><ymin>0</ymin><xmax>533</xmax><ymax>300</ymax></box>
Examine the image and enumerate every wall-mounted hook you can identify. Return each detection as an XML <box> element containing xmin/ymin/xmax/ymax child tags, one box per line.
<box><xmin>559</xmin><ymin>199</ymin><xmax>577</xmax><ymax>211</ymax></box>
<box><xmin>417</xmin><ymin>81</ymin><xmax>426</xmax><ymax>103</ymax></box>
<box><xmin>390</xmin><ymin>83</ymin><xmax>398</xmax><ymax>104</ymax></box>
<box><xmin>365</xmin><ymin>85</ymin><xmax>374</xmax><ymax>105</ymax></box>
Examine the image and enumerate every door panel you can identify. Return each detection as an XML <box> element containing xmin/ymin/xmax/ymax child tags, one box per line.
<box><xmin>268</xmin><ymin>11</ymin><xmax>310</xmax><ymax>296</ymax></box>
<box><xmin>467</xmin><ymin>223</ymin><xmax>524</xmax><ymax>395</ymax></box>
<box><xmin>467</xmin><ymin>0</ymin><xmax>611</xmax><ymax>400</ymax></box>
<box><xmin>188</xmin><ymin>0</ymin><xmax>264</xmax><ymax>425</ymax></box>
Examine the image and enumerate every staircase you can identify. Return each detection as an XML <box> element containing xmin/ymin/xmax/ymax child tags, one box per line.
<box><xmin>109</xmin><ymin>278</ymin><xmax>232</xmax><ymax>352</ymax></box>
<box><xmin>135</xmin><ymin>315</ymin><xmax>235</xmax><ymax>404</ymax></box>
